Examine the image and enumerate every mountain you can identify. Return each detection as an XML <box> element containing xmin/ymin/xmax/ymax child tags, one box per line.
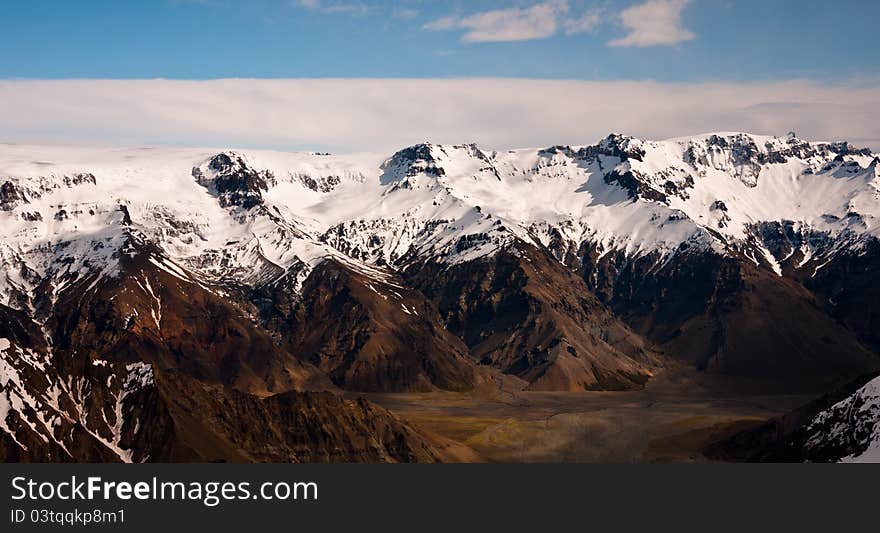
<box><xmin>705</xmin><ymin>372</ymin><xmax>880</xmax><ymax>462</ymax></box>
<box><xmin>403</xmin><ymin>243</ymin><xmax>656</xmax><ymax>391</ymax></box>
<box><xmin>0</xmin><ymin>353</ymin><xmax>472</xmax><ymax>463</ymax></box>
<box><xmin>2</xmin><ymin>132</ymin><xmax>880</xmax><ymax>461</ymax></box>
<box><xmin>256</xmin><ymin>258</ymin><xmax>478</xmax><ymax>392</ymax></box>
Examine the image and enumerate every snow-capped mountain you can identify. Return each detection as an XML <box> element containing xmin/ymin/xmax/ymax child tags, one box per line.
<box><xmin>2</xmin><ymin>132</ymin><xmax>880</xmax><ymax>461</ymax></box>
<box><xmin>2</xmin><ymin>132</ymin><xmax>877</xmax><ymax>306</ymax></box>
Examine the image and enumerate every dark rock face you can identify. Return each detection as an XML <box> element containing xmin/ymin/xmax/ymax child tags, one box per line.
<box><xmin>295</xmin><ymin>172</ymin><xmax>342</xmax><ymax>193</ymax></box>
<box><xmin>576</xmin><ymin>247</ymin><xmax>880</xmax><ymax>392</ymax></box>
<box><xmin>63</xmin><ymin>173</ymin><xmax>96</xmax><ymax>187</ymax></box>
<box><xmin>589</xmin><ymin>133</ymin><xmax>646</xmax><ymax>162</ymax></box>
<box><xmin>0</xmin><ymin>362</ymin><xmax>461</xmax><ymax>463</ymax></box>
<box><xmin>731</xmin><ymin>222</ymin><xmax>880</xmax><ymax>362</ymax></box>
<box><xmin>740</xmin><ymin>220</ymin><xmax>842</xmax><ymax>277</ymax></box>
<box><xmin>195</xmin><ymin>153</ymin><xmax>275</xmax><ymax>209</ymax></box>
<box><xmin>0</xmin><ymin>181</ymin><xmax>26</xmax><ymax>211</ymax></box>
<box><xmin>127</xmin><ymin>369</ymin><xmax>464</xmax><ymax>463</ymax></box>
<box><xmin>254</xmin><ymin>260</ymin><xmax>477</xmax><ymax>393</ymax></box>
<box><xmin>392</xmin><ymin>144</ymin><xmax>445</xmax><ymax>177</ymax></box>
<box><xmin>45</xmin><ymin>245</ymin><xmax>330</xmax><ymax>396</ymax></box>
<box><xmin>0</xmin><ymin>302</ymin><xmax>166</xmax><ymax>462</ymax></box>
<box><xmin>579</xmin><ymin>247</ymin><xmax>739</xmax><ymax>349</ymax></box>
<box><xmin>804</xmin><ymin>240</ymin><xmax>880</xmax><ymax>353</ymax></box>
<box><xmin>604</xmin><ymin>169</ymin><xmax>669</xmax><ymax>202</ymax></box>
<box><xmin>404</xmin><ymin>243</ymin><xmax>656</xmax><ymax>391</ymax></box>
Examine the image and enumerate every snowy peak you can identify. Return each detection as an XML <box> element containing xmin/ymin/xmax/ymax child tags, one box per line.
<box><xmin>1</xmin><ymin>132</ymin><xmax>879</xmax><ymax>306</ymax></box>
<box><xmin>684</xmin><ymin>132</ymin><xmax>873</xmax><ymax>185</ymax></box>
<box><xmin>684</xmin><ymin>133</ymin><xmax>765</xmax><ymax>187</ymax></box>
<box><xmin>594</xmin><ymin>133</ymin><xmax>648</xmax><ymax>161</ymax></box>
<box><xmin>193</xmin><ymin>152</ymin><xmax>276</xmax><ymax>209</ymax></box>
<box><xmin>382</xmin><ymin>143</ymin><xmax>446</xmax><ymax>181</ymax></box>
<box><xmin>0</xmin><ymin>172</ymin><xmax>97</xmax><ymax>212</ymax></box>
<box><xmin>380</xmin><ymin>142</ymin><xmax>499</xmax><ymax>189</ymax></box>
<box><xmin>604</xmin><ymin>132</ymin><xmax>878</xmax><ymax>204</ymax></box>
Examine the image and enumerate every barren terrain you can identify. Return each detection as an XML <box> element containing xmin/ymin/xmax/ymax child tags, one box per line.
<box><xmin>354</xmin><ymin>366</ymin><xmax>814</xmax><ymax>462</ymax></box>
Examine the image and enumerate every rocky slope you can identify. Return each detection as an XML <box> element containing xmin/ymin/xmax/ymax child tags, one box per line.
<box><xmin>0</xmin><ymin>358</ymin><xmax>469</xmax><ymax>463</ymax></box>
<box><xmin>256</xmin><ymin>258</ymin><xmax>478</xmax><ymax>392</ymax></box>
<box><xmin>404</xmin><ymin>243</ymin><xmax>655</xmax><ymax>391</ymax></box>
<box><xmin>705</xmin><ymin>372</ymin><xmax>880</xmax><ymax>462</ymax></box>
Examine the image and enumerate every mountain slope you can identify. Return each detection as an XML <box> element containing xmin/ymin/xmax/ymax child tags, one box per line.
<box><xmin>405</xmin><ymin>242</ymin><xmax>656</xmax><ymax>391</ymax></box>
<box><xmin>579</xmin><ymin>248</ymin><xmax>878</xmax><ymax>390</ymax></box>
<box><xmin>255</xmin><ymin>258</ymin><xmax>478</xmax><ymax>392</ymax></box>
<box><xmin>45</xmin><ymin>239</ymin><xmax>331</xmax><ymax>396</ymax></box>
<box><xmin>705</xmin><ymin>372</ymin><xmax>880</xmax><ymax>462</ymax></box>
<box><xmin>2</xmin><ymin>132</ymin><xmax>880</xmax><ymax>464</ymax></box>
<box><xmin>0</xmin><ymin>359</ymin><xmax>470</xmax><ymax>463</ymax></box>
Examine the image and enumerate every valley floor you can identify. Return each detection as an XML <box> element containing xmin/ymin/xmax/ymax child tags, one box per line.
<box><xmin>351</xmin><ymin>367</ymin><xmax>814</xmax><ymax>463</ymax></box>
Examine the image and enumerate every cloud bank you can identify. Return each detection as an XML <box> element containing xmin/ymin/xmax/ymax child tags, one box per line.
<box><xmin>1</xmin><ymin>78</ymin><xmax>878</xmax><ymax>152</ymax></box>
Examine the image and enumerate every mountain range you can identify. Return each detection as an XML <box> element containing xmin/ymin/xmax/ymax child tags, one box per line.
<box><xmin>2</xmin><ymin>132</ymin><xmax>879</xmax><ymax>462</ymax></box>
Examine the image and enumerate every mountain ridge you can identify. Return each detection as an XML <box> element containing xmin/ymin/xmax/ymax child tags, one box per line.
<box><xmin>2</xmin><ymin>132</ymin><xmax>880</xmax><ymax>461</ymax></box>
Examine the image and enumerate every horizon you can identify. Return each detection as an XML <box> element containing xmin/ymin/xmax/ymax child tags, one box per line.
<box><xmin>0</xmin><ymin>126</ymin><xmax>873</xmax><ymax>156</ymax></box>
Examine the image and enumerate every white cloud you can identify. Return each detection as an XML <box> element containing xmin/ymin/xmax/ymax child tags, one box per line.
<box><xmin>422</xmin><ymin>15</ymin><xmax>459</xmax><ymax>31</ymax></box>
<box><xmin>423</xmin><ymin>2</ymin><xmax>569</xmax><ymax>43</ymax></box>
<box><xmin>1</xmin><ymin>78</ymin><xmax>878</xmax><ymax>152</ymax></box>
<box><xmin>391</xmin><ymin>7</ymin><xmax>418</xmax><ymax>20</ymax></box>
<box><xmin>421</xmin><ymin>1</ymin><xmax>696</xmax><ymax>45</ymax></box>
<box><xmin>608</xmin><ymin>0</ymin><xmax>694</xmax><ymax>47</ymax></box>
<box><xmin>564</xmin><ymin>6</ymin><xmax>603</xmax><ymax>35</ymax></box>
<box><xmin>295</xmin><ymin>0</ymin><xmax>370</xmax><ymax>15</ymax></box>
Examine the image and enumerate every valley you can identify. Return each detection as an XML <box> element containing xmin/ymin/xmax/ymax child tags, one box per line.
<box><xmin>357</xmin><ymin>366</ymin><xmax>814</xmax><ymax>463</ymax></box>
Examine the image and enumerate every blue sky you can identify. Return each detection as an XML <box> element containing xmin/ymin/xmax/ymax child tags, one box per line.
<box><xmin>2</xmin><ymin>0</ymin><xmax>879</xmax><ymax>82</ymax></box>
<box><xmin>1</xmin><ymin>1</ymin><xmax>879</xmax><ymax>152</ymax></box>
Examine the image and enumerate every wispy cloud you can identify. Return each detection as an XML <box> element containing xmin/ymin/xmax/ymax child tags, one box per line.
<box><xmin>391</xmin><ymin>7</ymin><xmax>418</xmax><ymax>20</ymax></box>
<box><xmin>422</xmin><ymin>1</ymin><xmax>692</xmax><ymax>46</ymax></box>
<box><xmin>564</xmin><ymin>6</ymin><xmax>604</xmax><ymax>35</ymax></box>
<box><xmin>1</xmin><ymin>79</ymin><xmax>878</xmax><ymax>152</ymax></box>
<box><xmin>294</xmin><ymin>0</ymin><xmax>371</xmax><ymax>16</ymax></box>
<box><xmin>423</xmin><ymin>1</ymin><xmax>573</xmax><ymax>43</ymax></box>
<box><xmin>608</xmin><ymin>0</ymin><xmax>694</xmax><ymax>47</ymax></box>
